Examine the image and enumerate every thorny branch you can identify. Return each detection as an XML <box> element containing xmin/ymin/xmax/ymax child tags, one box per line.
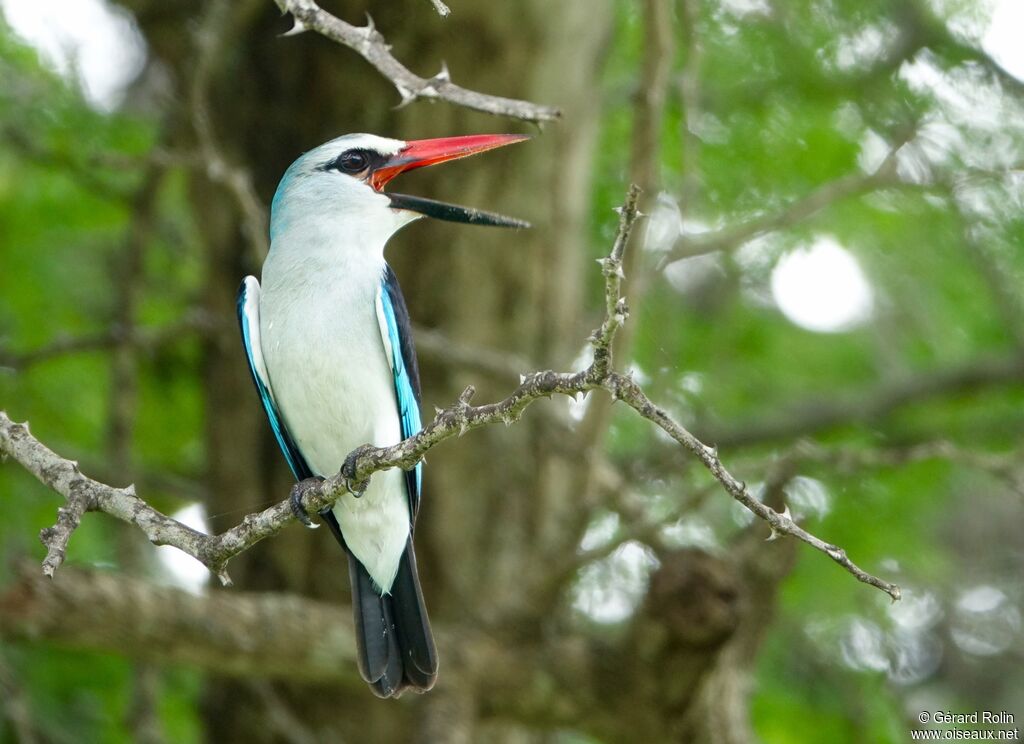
<box><xmin>272</xmin><ymin>0</ymin><xmax>559</xmax><ymax>123</ymax></box>
<box><xmin>0</xmin><ymin>185</ymin><xmax>900</xmax><ymax>600</ymax></box>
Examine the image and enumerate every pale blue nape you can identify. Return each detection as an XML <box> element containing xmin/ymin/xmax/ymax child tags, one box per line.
<box><xmin>269</xmin><ymin>165</ymin><xmax>297</xmax><ymax>244</ymax></box>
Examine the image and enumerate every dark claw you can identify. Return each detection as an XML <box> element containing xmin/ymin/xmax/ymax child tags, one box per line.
<box><xmin>289</xmin><ymin>476</ymin><xmax>325</xmax><ymax>528</ymax></box>
<box><xmin>341</xmin><ymin>444</ymin><xmax>375</xmax><ymax>498</ymax></box>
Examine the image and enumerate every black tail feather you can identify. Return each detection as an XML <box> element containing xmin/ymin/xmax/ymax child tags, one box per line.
<box><xmin>390</xmin><ymin>541</ymin><xmax>438</xmax><ymax>688</ymax></box>
<box><xmin>321</xmin><ymin>510</ymin><xmax>437</xmax><ymax>698</ymax></box>
<box><xmin>348</xmin><ymin>552</ymin><xmax>402</xmax><ymax>694</ymax></box>
<box><xmin>346</xmin><ymin>540</ymin><xmax>438</xmax><ymax>698</ymax></box>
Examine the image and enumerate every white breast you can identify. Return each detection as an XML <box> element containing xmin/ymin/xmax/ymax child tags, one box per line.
<box><xmin>259</xmin><ymin>245</ymin><xmax>410</xmax><ymax>592</ymax></box>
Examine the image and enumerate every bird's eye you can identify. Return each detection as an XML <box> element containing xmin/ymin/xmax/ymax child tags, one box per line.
<box><xmin>335</xmin><ymin>150</ymin><xmax>369</xmax><ymax>174</ymax></box>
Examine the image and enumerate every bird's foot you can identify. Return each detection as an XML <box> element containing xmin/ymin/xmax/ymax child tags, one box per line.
<box><xmin>289</xmin><ymin>476</ymin><xmax>325</xmax><ymax>528</ymax></box>
<box><xmin>341</xmin><ymin>444</ymin><xmax>376</xmax><ymax>498</ymax></box>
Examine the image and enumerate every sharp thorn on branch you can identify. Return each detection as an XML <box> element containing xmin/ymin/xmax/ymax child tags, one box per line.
<box><xmin>767</xmin><ymin>505</ymin><xmax>792</xmax><ymax>541</ymax></box>
<box><xmin>281</xmin><ymin>18</ymin><xmax>308</xmax><ymax>37</ymax></box>
<box><xmin>432</xmin><ymin>61</ymin><xmax>451</xmax><ymax>83</ymax></box>
<box><xmin>394</xmin><ymin>87</ymin><xmax>417</xmax><ymax>109</ymax></box>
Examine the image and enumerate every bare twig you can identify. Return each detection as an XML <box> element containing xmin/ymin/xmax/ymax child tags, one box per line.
<box><xmin>0</xmin><ymin>185</ymin><xmax>899</xmax><ymax>600</ymax></box>
<box><xmin>127</xmin><ymin>666</ymin><xmax>165</xmax><ymax>744</ymax></box>
<box><xmin>0</xmin><ymin>419</ymin><xmax>229</xmax><ymax>582</ymax></box>
<box><xmin>0</xmin><ymin>659</ymin><xmax>38</xmax><ymax>744</ymax></box>
<box><xmin>953</xmin><ymin>212</ymin><xmax>1024</xmax><ymax>346</ymax></box>
<box><xmin>249</xmin><ymin>681</ymin><xmax>323</xmax><ymax>744</ymax></box>
<box><xmin>909</xmin><ymin>0</ymin><xmax>1024</xmax><ymax>103</ymax></box>
<box><xmin>592</xmin><ymin>0</ymin><xmax>673</xmax><ymax>380</ymax></box>
<box><xmin>272</xmin><ymin>0</ymin><xmax>559</xmax><ymax>123</ymax></box>
<box><xmin>678</xmin><ymin>0</ymin><xmax>703</xmax><ymax>207</ymax></box>
<box><xmin>192</xmin><ymin>0</ymin><xmax>270</xmax><ymax>263</ymax></box>
<box><xmin>428</xmin><ymin>0</ymin><xmax>451</xmax><ymax>18</ymax></box>
<box><xmin>568</xmin><ymin>0</ymin><xmax>676</xmax><ymax>564</ymax></box>
<box><xmin>412</xmin><ymin>324</ymin><xmax>534</xmax><ymax>380</ymax></box>
<box><xmin>603</xmin><ymin>376</ymin><xmax>899</xmax><ymax>600</ymax></box>
<box><xmin>551</xmin><ymin>497</ymin><xmax>693</xmax><ymax>589</ymax></box>
<box><xmin>700</xmin><ymin>351</ymin><xmax>1024</xmax><ymax>449</ymax></box>
<box><xmin>664</xmin><ymin>146</ymin><xmax>902</xmax><ymax>262</ymax></box>
<box><xmin>589</xmin><ymin>186</ymin><xmax>642</xmax><ymax>376</ymax></box>
<box><xmin>781</xmin><ymin>439</ymin><xmax>1024</xmax><ymax>495</ymax></box>
<box><xmin>34</xmin><ymin>456</ymin><xmax>97</xmax><ymax>578</ymax></box>
<box><xmin>1</xmin><ymin>125</ymin><xmax>133</xmax><ymax>202</ymax></box>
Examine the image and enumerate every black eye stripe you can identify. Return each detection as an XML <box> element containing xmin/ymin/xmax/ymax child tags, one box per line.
<box><xmin>320</xmin><ymin>148</ymin><xmax>386</xmax><ymax>175</ymax></box>
<box><xmin>337</xmin><ymin>150</ymin><xmax>367</xmax><ymax>172</ymax></box>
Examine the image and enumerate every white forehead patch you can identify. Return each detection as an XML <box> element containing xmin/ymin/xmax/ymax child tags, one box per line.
<box><xmin>309</xmin><ymin>133</ymin><xmax>406</xmax><ymax>166</ymax></box>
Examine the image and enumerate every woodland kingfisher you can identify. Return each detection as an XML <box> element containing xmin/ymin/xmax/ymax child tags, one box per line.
<box><xmin>237</xmin><ymin>133</ymin><xmax>528</xmax><ymax>697</ymax></box>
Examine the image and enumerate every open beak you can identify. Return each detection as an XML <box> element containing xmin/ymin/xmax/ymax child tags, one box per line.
<box><xmin>373</xmin><ymin>134</ymin><xmax>530</xmax><ymax>229</ymax></box>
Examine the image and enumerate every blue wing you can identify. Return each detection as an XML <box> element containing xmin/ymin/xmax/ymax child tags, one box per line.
<box><xmin>376</xmin><ymin>265</ymin><xmax>423</xmax><ymax>520</ymax></box>
<box><xmin>237</xmin><ymin>276</ymin><xmax>312</xmax><ymax>481</ymax></box>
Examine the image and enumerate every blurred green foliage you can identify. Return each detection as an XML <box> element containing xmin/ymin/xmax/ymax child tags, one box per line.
<box><xmin>0</xmin><ymin>18</ymin><xmax>204</xmax><ymax>742</ymax></box>
<box><xmin>593</xmin><ymin>1</ymin><xmax>1024</xmax><ymax>741</ymax></box>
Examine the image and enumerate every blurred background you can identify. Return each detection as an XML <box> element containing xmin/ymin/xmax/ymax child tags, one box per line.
<box><xmin>1</xmin><ymin>0</ymin><xmax>1023</xmax><ymax>742</ymax></box>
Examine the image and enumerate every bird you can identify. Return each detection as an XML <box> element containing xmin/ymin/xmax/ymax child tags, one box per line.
<box><xmin>236</xmin><ymin>132</ymin><xmax>529</xmax><ymax>698</ymax></box>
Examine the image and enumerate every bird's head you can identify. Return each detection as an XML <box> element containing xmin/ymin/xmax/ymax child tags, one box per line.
<box><xmin>270</xmin><ymin>132</ymin><xmax>529</xmax><ymax>248</ymax></box>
